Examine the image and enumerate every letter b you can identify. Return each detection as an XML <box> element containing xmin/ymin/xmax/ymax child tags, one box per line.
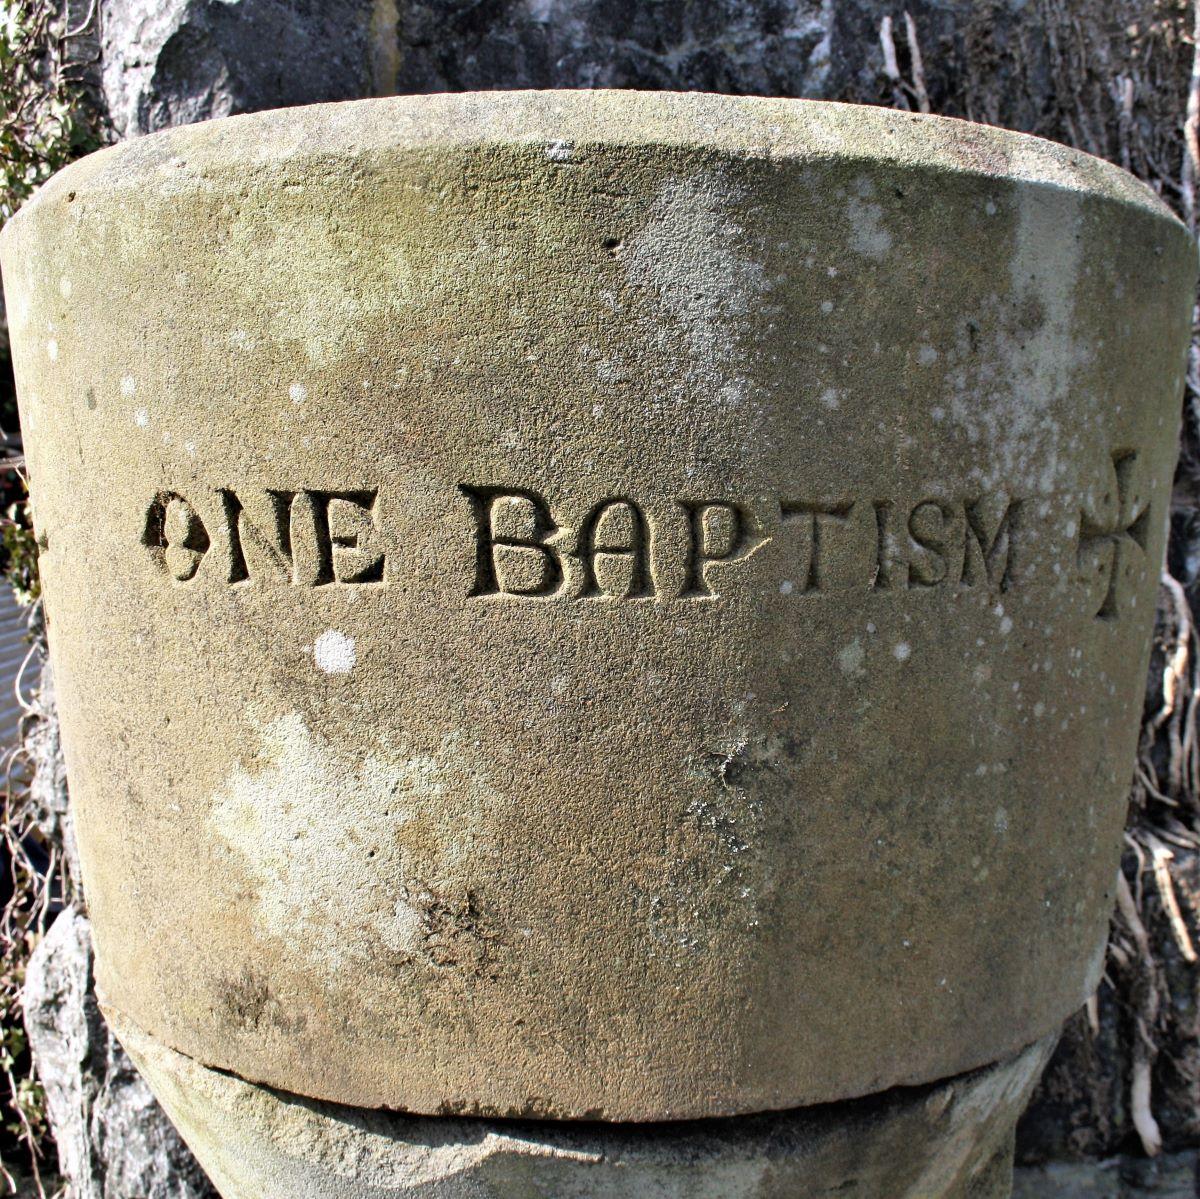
<box><xmin>460</xmin><ymin>485</ymin><xmax>564</xmax><ymax>597</ymax></box>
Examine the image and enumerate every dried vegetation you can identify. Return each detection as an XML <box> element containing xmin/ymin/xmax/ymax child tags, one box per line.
<box><xmin>0</xmin><ymin>2</ymin><xmax>93</xmax><ymax>1191</ymax></box>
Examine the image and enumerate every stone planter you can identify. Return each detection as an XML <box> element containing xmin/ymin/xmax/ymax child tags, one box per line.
<box><xmin>2</xmin><ymin>90</ymin><xmax>1195</xmax><ymax>1193</ymax></box>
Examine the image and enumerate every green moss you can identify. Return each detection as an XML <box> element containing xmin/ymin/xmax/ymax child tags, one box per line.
<box><xmin>0</xmin><ymin>1</ymin><xmax>99</xmax><ymax>220</ymax></box>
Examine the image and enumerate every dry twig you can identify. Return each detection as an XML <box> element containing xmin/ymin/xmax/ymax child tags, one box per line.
<box><xmin>904</xmin><ymin>11</ymin><xmax>931</xmax><ymax>113</ymax></box>
<box><xmin>1182</xmin><ymin>0</ymin><xmax>1200</xmax><ymax>230</ymax></box>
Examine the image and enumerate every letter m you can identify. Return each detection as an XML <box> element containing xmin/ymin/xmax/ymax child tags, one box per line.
<box><xmin>962</xmin><ymin>496</ymin><xmax>1022</xmax><ymax>591</ymax></box>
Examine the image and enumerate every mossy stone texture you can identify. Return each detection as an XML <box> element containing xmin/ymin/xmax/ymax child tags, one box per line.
<box><xmin>2</xmin><ymin>91</ymin><xmax>1195</xmax><ymax>1119</ymax></box>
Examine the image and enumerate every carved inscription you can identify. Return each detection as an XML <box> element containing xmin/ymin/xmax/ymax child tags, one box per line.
<box><xmin>1076</xmin><ymin>451</ymin><xmax>1149</xmax><ymax>621</ymax></box>
<box><xmin>577</xmin><ymin>497</ymin><xmax>655</xmax><ymax>599</ymax></box>
<box><xmin>458</xmin><ymin>490</ymin><xmax>1024</xmax><ymax>602</ymax></box>
<box><xmin>870</xmin><ymin>496</ymin><xmax>1022</xmax><ymax>593</ymax></box>
<box><xmin>964</xmin><ymin>498</ymin><xmax>1023</xmax><ymax>591</ymax></box>
<box><xmin>143</xmin><ymin>488</ymin><xmax>385</xmax><ymax>586</ymax></box>
<box><xmin>459</xmin><ymin>486</ymin><xmax>564</xmax><ymax>598</ymax></box>
<box><xmin>780</xmin><ymin>502</ymin><xmax>852</xmax><ymax>594</ymax></box>
<box><xmin>143</xmin><ymin>493</ymin><xmax>209</xmax><ymax>582</ymax></box>
<box><xmin>679</xmin><ymin>501</ymin><xmax>764</xmax><ymax>598</ymax></box>
<box><xmin>142</xmin><ymin>452</ymin><xmax>1154</xmax><ymax>619</ymax></box>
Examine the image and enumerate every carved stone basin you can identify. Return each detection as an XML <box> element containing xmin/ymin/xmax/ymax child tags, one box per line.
<box><xmin>2</xmin><ymin>91</ymin><xmax>1194</xmax><ymax>1124</ymax></box>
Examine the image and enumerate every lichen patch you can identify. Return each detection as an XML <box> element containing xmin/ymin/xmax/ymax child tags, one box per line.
<box><xmin>210</xmin><ymin>715</ymin><xmax>500</xmax><ymax>978</ymax></box>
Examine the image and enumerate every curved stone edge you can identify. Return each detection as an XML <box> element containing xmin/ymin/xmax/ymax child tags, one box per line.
<box><xmin>3</xmin><ymin>90</ymin><xmax>1189</xmax><ymax>247</ymax></box>
<box><xmin>111</xmin><ymin>1010</ymin><xmax>1055</xmax><ymax>1199</ymax></box>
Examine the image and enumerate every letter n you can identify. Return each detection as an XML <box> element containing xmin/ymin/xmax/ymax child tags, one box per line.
<box><xmin>221</xmin><ymin>489</ymin><xmax>296</xmax><ymax>584</ymax></box>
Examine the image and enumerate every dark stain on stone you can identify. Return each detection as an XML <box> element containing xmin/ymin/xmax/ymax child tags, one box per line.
<box><xmin>1015</xmin><ymin>294</ymin><xmax>1047</xmax><ymax>336</ymax></box>
<box><xmin>219</xmin><ymin>967</ymin><xmax>304</xmax><ymax>1035</ymax></box>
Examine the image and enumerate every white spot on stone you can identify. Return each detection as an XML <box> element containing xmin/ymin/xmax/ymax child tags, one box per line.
<box><xmin>820</xmin><ymin>299</ymin><xmax>835</xmax><ymax>315</ymax></box>
<box><xmin>846</xmin><ymin>189</ymin><xmax>893</xmax><ymax>260</ymax></box>
<box><xmin>289</xmin><ymin>383</ymin><xmax>307</xmax><ymax>404</ymax></box>
<box><xmin>999</xmin><ymin>616</ymin><xmax>1013</xmax><ymax>635</ymax></box>
<box><xmin>59</xmin><ymin>278</ymin><xmax>72</xmax><ymax>299</ymax></box>
<box><xmin>134</xmin><ymin>408</ymin><xmax>149</xmax><ymax>428</ymax></box>
<box><xmin>838</xmin><ymin>638</ymin><xmax>866</xmax><ymax>678</ymax></box>
<box><xmin>819</xmin><ymin>387</ymin><xmax>841</xmax><ymax>410</ymax></box>
<box><xmin>314</xmin><ymin>630</ymin><xmax>356</xmax><ymax>675</ymax></box>
<box><xmin>546</xmin><ymin>139</ymin><xmax>574</xmax><ymax>162</ymax></box>
<box><xmin>917</xmin><ymin>344</ymin><xmax>938</xmax><ymax>366</ymax></box>
<box><xmin>121</xmin><ymin>375</ymin><xmax>137</xmax><ymax>397</ymax></box>
<box><xmin>779</xmin><ymin>580</ymin><xmax>795</xmax><ymax>596</ymax></box>
<box><xmin>893</xmin><ymin>642</ymin><xmax>911</xmax><ymax>662</ymax></box>
<box><xmin>46</xmin><ymin>339</ymin><xmax>58</xmax><ymax>362</ymax></box>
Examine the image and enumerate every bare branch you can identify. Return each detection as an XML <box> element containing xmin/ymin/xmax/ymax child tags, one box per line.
<box><xmin>904</xmin><ymin>11</ymin><xmax>931</xmax><ymax>114</ymax></box>
<box><xmin>1182</xmin><ymin>0</ymin><xmax>1200</xmax><ymax>231</ymax></box>
<box><xmin>879</xmin><ymin>16</ymin><xmax>910</xmax><ymax>111</ymax></box>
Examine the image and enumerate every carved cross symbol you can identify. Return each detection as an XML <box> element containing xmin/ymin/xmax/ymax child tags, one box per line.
<box><xmin>1077</xmin><ymin>450</ymin><xmax>1150</xmax><ymax>621</ymax></box>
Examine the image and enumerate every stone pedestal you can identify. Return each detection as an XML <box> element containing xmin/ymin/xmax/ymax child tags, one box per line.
<box><xmin>115</xmin><ymin>1013</ymin><xmax>1053</xmax><ymax>1199</ymax></box>
<box><xmin>2</xmin><ymin>91</ymin><xmax>1195</xmax><ymax>1195</ymax></box>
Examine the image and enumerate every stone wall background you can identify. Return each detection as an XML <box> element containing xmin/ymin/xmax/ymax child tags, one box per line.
<box><xmin>2</xmin><ymin>1</ymin><xmax>1200</xmax><ymax>1195</ymax></box>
